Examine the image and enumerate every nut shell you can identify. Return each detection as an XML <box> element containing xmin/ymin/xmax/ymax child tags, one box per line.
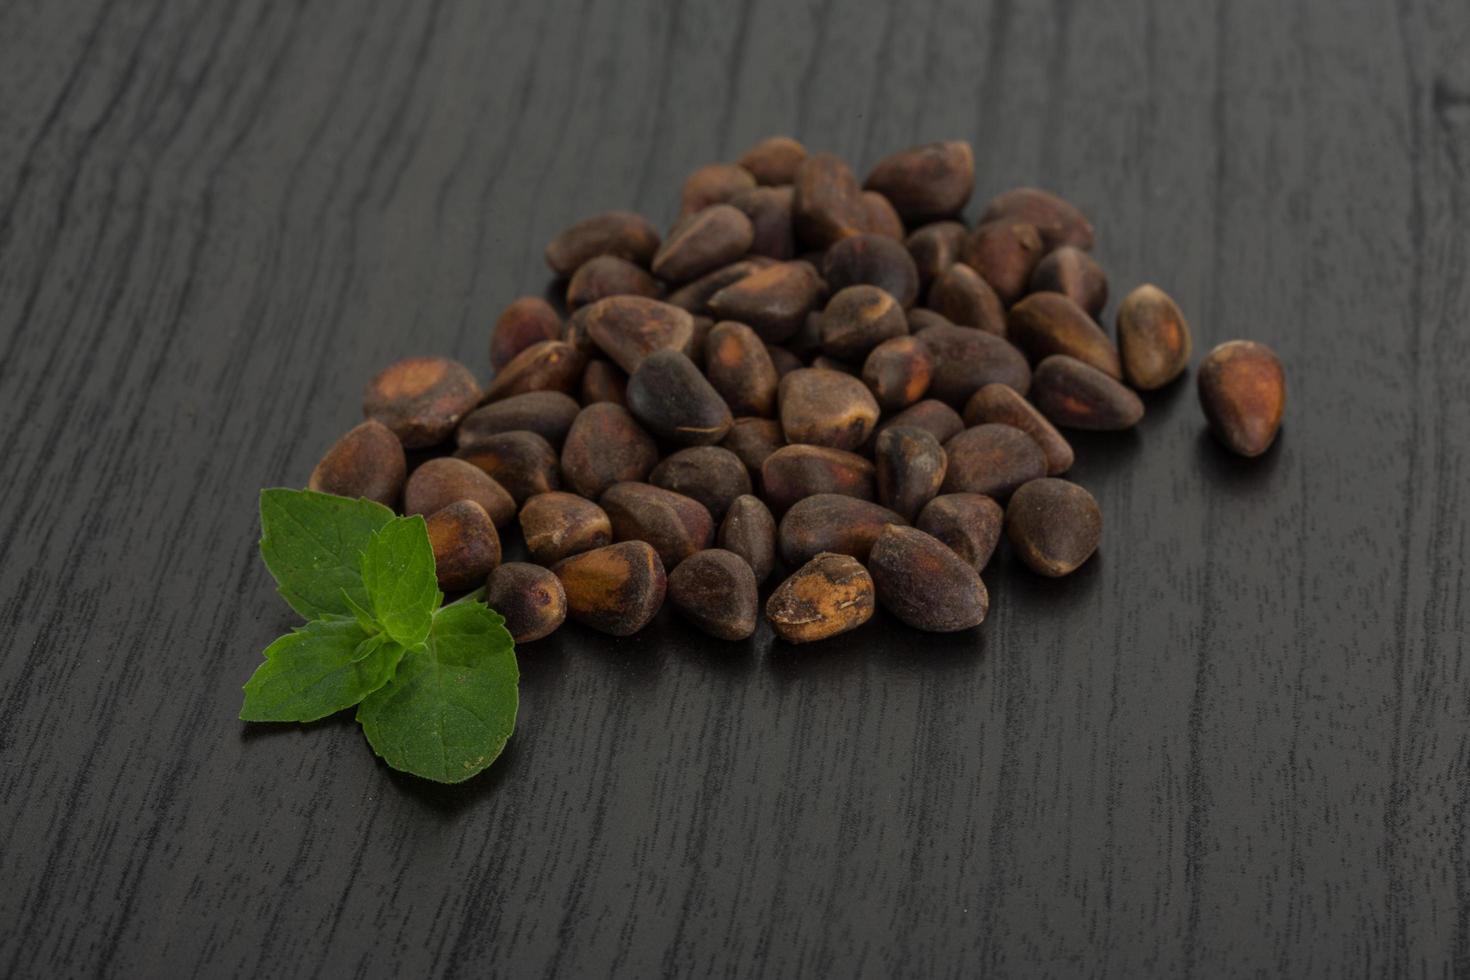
<box><xmin>308</xmin><ymin>420</ymin><xmax>407</xmax><ymax>506</ymax></box>
<box><xmin>1197</xmin><ymin>340</ymin><xmax>1285</xmax><ymax>456</ymax></box>
<box><xmin>868</xmin><ymin>524</ymin><xmax>988</xmax><ymax>632</ymax></box>
<box><xmin>553</xmin><ymin>541</ymin><xmax>667</xmax><ymax>636</ymax></box>
<box><xmin>667</xmin><ymin>549</ymin><xmax>759</xmax><ymax>640</ymax></box>
<box><xmin>363</xmin><ymin>356</ymin><xmax>481</xmax><ymax>448</ymax></box>
<box><xmin>403</xmin><ymin>457</ymin><xmax>516</xmax><ymax>527</ymax></box>
<box><xmin>425</xmin><ymin>500</ymin><xmax>501</xmax><ymax>592</ymax></box>
<box><xmin>765</xmin><ymin>553</ymin><xmax>875</xmax><ymax>644</ymax></box>
<box><xmin>519</xmin><ymin>492</ymin><xmax>613</xmax><ymax>566</ymax></box>
<box><xmin>486</xmin><ymin>562</ymin><xmax>567</xmax><ymax>643</ymax></box>
<box><xmin>1005</xmin><ymin>478</ymin><xmax>1102</xmax><ymax>576</ymax></box>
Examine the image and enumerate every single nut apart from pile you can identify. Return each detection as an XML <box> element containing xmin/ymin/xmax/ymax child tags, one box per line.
<box><xmin>306</xmin><ymin>136</ymin><xmax>1285</xmax><ymax>642</ymax></box>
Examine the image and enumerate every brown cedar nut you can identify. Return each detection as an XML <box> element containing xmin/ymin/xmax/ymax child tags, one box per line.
<box><xmin>778</xmin><ymin>368</ymin><xmax>880</xmax><ymax>452</ymax></box>
<box><xmin>425</xmin><ymin>500</ymin><xmax>501</xmax><ymax>592</ymax></box>
<box><xmin>765</xmin><ymin>553</ymin><xmax>875</xmax><ymax>644</ymax></box>
<box><xmin>482</xmin><ymin>341</ymin><xmax>585</xmax><ymax>402</ymax></box>
<box><xmin>667</xmin><ymin>549</ymin><xmax>759</xmax><ymax>641</ymax></box>
<box><xmin>963</xmin><ymin>383</ymin><xmax>1074</xmax><ymax>476</ymax></box>
<box><xmin>778</xmin><ymin>494</ymin><xmax>907</xmax><ymax>567</ymax></box>
<box><xmin>580</xmin><ymin>359</ymin><xmax>629</xmax><ymax>406</ymax></box>
<box><xmin>649</xmin><ymin>446</ymin><xmax>752</xmax><ymax>520</ymax></box>
<box><xmin>906</xmin><ymin>221</ymin><xmax>968</xmax><ymax>291</ymax></box>
<box><xmin>581</xmin><ymin>296</ymin><xmax>696</xmax><ymax>375</ymax></box>
<box><xmin>707</xmin><ymin>261</ymin><xmax>824</xmax><ymax>344</ymax></box>
<box><xmin>566</xmin><ymin>255</ymin><xmax>661</xmax><ymax>311</ymax></box>
<box><xmin>363</xmin><ymin>356</ymin><xmax>481</xmax><ymax>448</ymax></box>
<box><xmin>868</xmin><ymin>525</ymin><xmax>988</xmax><ymax>632</ymax></box>
<box><xmin>545</xmin><ymin>210</ymin><xmax>661</xmax><ymax>277</ymax></box>
<box><xmin>485</xmin><ymin>562</ymin><xmax>567</xmax><ymax>643</ymax></box>
<box><xmin>916</xmin><ymin>493</ymin><xmax>1004</xmax><ymax>572</ymax></box>
<box><xmin>875</xmin><ymin>399</ymin><xmax>964</xmax><ymax>444</ymax></box>
<box><xmin>863</xmin><ymin>141</ymin><xmax>975</xmax><ymax>223</ymax></box>
<box><xmin>941</xmin><ymin>423</ymin><xmax>1047</xmax><ymax>499</ymax></box>
<box><xmin>679</xmin><ymin>162</ymin><xmax>757</xmax><ymax>216</ymax></box>
<box><xmin>560</xmin><ymin>402</ymin><xmax>658</xmax><ymax>499</ymax></box>
<box><xmin>704</xmin><ymin>321</ymin><xmax>779</xmax><ymax>417</ymax></box>
<box><xmin>962</xmin><ymin>220</ymin><xmax>1045</xmax><ymax>306</ymax></box>
<box><xmin>718</xmin><ymin>494</ymin><xmax>777</xmax><ymax>583</ymax></box>
<box><xmin>861</xmin><ymin>191</ymin><xmax>905</xmax><ymax>240</ymax></box>
<box><xmin>766</xmin><ymin>345</ymin><xmax>804</xmax><ymax>377</ymax></box>
<box><xmin>979</xmin><ymin>187</ymin><xmax>1095</xmax><ymax>252</ymax></box>
<box><xmin>1117</xmin><ymin>283</ymin><xmax>1192</xmax><ymax>390</ymax></box>
<box><xmin>737</xmin><ymin>136</ymin><xmax>808</xmax><ymax>185</ymax></box>
<box><xmin>721</xmin><ymin>416</ymin><xmax>786</xmax><ymax>481</ymax></box>
<box><xmin>454</xmin><ymin>430</ymin><xmax>561</xmax><ymax>504</ymax></box>
<box><xmin>491</xmin><ymin>296</ymin><xmax>562</xmax><ymax>370</ymax></box>
<box><xmin>308</xmin><ymin>420</ymin><xmax>406</xmax><ymax>506</ymax></box>
<box><xmin>652</xmin><ymin>205</ymin><xmax>756</xmax><ymax>284</ymax></box>
<box><xmin>730</xmin><ymin>186</ymin><xmax>797</xmax><ymax>261</ymax></box>
<box><xmin>625</xmin><ymin>349</ymin><xmax>733</xmax><ymax>447</ymax></box>
<box><xmin>553</xmin><ymin>541</ymin><xmax>667</xmax><ymax>636</ymax></box>
<box><xmin>760</xmin><ymin>445</ymin><xmax>875</xmax><ymax>515</ymax></box>
<box><xmin>822</xmin><ymin>233</ymin><xmax>920</xmax><ymax>310</ymax></box>
<box><xmin>600</xmin><ymin>482</ymin><xmax>714</xmax><ymax>570</ymax></box>
<box><xmin>403</xmin><ymin>457</ymin><xmax>517</xmax><ymax>528</ymax></box>
<box><xmin>1031</xmin><ymin>246</ymin><xmax>1108</xmax><ymax>317</ymax></box>
<box><xmin>665</xmin><ymin>259</ymin><xmax>769</xmax><ymax>315</ymax></box>
<box><xmin>1197</xmin><ymin>340</ymin><xmax>1286</xmax><ymax>457</ymax></box>
<box><xmin>1006</xmin><ymin>292</ymin><xmax>1122</xmax><ymax>380</ymax></box>
<box><xmin>457</xmin><ymin>391</ymin><xmax>581</xmax><ymax>451</ymax></box>
<box><xmin>862</xmin><ymin>336</ymin><xmax>933</xmax><ymax>412</ymax></box>
<box><xmin>792</xmin><ymin>153</ymin><xmax>868</xmax><ymax>250</ymax></box>
<box><xmin>874</xmin><ymin>426</ymin><xmax>947</xmax><ymax>522</ymax></box>
<box><xmin>819</xmin><ymin>285</ymin><xmax>908</xmax><ymax>362</ymax></box>
<box><xmin>1006</xmin><ymin>478</ymin><xmax>1102</xmax><ymax>577</ymax></box>
<box><xmin>914</xmin><ymin>322</ymin><xmax>1032</xmax><ymax>405</ymax></box>
<box><xmin>518</xmin><ymin>491</ymin><xmax>613</xmax><ymax>566</ymax></box>
<box><xmin>1030</xmin><ymin>355</ymin><xmax>1144</xmax><ymax>431</ymax></box>
<box><xmin>928</xmin><ymin>263</ymin><xmax>1007</xmax><ymax>336</ymax></box>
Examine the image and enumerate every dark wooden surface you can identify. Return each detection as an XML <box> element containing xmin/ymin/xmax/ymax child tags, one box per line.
<box><xmin>3</xmin><ymin>0</ymin><xmax>1469</xmax><ymax>976</ymax></box>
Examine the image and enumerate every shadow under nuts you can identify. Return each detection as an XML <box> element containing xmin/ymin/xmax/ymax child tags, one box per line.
<box><xmin>1197</xmin><ymin>340</ymin><xmax>1285</xmax><ymax>457</ymax></box>
<box><xmin>626</xmin><ymin>349</ymin><xmax>733</xmax><ymax>446</ymax></box>
<box><xmin>599</xmin><ymin>482</ymin><xmax>714</xmax><ymax>570</ymax></box>
<box><xmin>1030</xmin><ymin>355</ymin><xmax>1145</xmax><ymax>431</ymax></box>
<box><xmin>485</xmin><ymin>562</ymin><xmax>567</xmax><ymax>643</ymax></box>
<box><xmin>779</xmin><ymin>368</ymin><xmax>880</xmax><ymax>452</ymax></box>
<box><xmin>553</xmin><ymin>541</ymin><xmax>667</xmax><ymax>636</ymax></box>
<box><xmin>765</xmin><ymin>553</ymin><xmax>875</xmax><ymax>644</ymax></box>
<box><xmin>309</xmin><ymin>420</ymin><xmax>406</xmax><ymax>507</ymax></box>
<box><xmin>1006</xmin><ymin>478</ymin><xmax>1102</xmax><ymax>577</ymax></box>
<box><xmin>868</xmin><ymin>524</ymin><xmax>989</xmax><ymax>632</ymax></box>
<box><xmin>519</xmin><ymin>491</ymin><xmax>613</xmax><ymax>566</ymax></box>
<box><xmin>778</xmin><ymin>493</ymin><xmax>907</xmax><ymax>566</ymax></box>
<box><xmin>363</xmin><ymin>356</ymin><xmax>481</xmax><ymax>449</ymax></box>
<box><xmin>425</xmin><ymin>500</ymin><xmax>501</xmax><ymax>592</ymax></box>
<box><xmin>1117</xmin><ymin>284</ymin><xmax>1192</xmax><ymax>390</ymax></box>
<box><xmin>667</xmin><ymin>549</ymin><xmax>759</xmax><ymax>641</ymax></box>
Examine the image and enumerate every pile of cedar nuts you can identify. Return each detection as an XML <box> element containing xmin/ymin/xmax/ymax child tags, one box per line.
<box><xmin>307</xmin><ymin>137</ymin><xmax>1287</xmax><ymax>645</ymax></box>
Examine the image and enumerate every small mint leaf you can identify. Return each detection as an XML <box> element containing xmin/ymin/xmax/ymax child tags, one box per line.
<box><xmin>240</xmin><ymin>619</ymin><xmax>409</xmax><ymax>723</ymax></box>
<box><xmin>360</xmin><ymin>515</ymin><xmax>440</xmax><ymax>648</ymax></box>
<box><xmin>259</xmin><ymin>489</ymin><xmax>395</xmax><ymax>620</ymax></box>
<box><xmin>356</xmin><ymin>602</ymin><xmax>518</xmax><ymax>783</ymax></box>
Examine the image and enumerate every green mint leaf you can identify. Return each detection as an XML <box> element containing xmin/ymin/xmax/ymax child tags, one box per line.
<box><xmin>359</xmin><ymin>515</ymin><xmax>440</xmax><ymax>647</ymax></box>
<box><xmin>355</xmin><ymin>602</ymin><xmax>518</xmax><ymax>784</ymax></box>
<box><xmin>240</xmin><ymin>619</ymin><xmax>410</xmax><ymax>723</ymax></box>
<box><xmin>259</xmin><ymin>488</ymin><xmax>395</xmax><ymax>620</ymax></box>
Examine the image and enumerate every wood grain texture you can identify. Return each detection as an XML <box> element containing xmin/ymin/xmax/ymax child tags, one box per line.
<box><xmin>2</xmin><ymin>0</ymin><xmax>1468</xmax><ymax>975</ymax></box>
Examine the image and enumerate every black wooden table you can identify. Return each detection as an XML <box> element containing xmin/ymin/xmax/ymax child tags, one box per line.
<box><xmin>3</xmin><ymin>0</ymin><xmax>1468</xmax><ymax>976</ymax></box>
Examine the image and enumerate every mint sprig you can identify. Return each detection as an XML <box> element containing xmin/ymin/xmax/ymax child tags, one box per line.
<box><xmin>241</xmin><ymin>489</ymin><xmax>518</xmax><ymax>784</ymax></box>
